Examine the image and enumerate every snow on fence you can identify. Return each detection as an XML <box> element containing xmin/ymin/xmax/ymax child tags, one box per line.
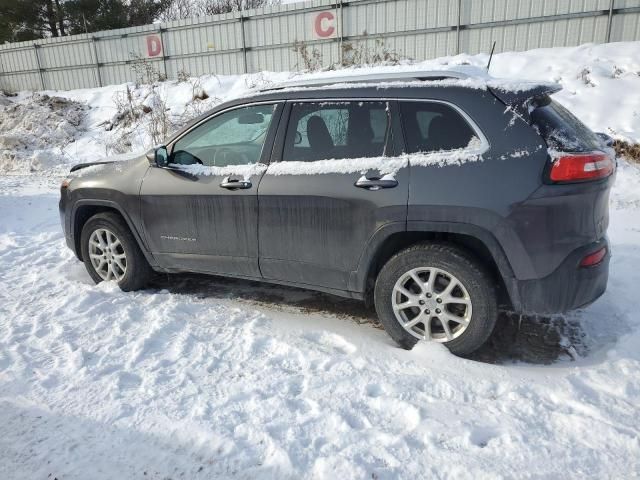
<box><xmin>1</xmin><ymin>0</ymin><xmax>639</xmax><ymax>92</ymax></box>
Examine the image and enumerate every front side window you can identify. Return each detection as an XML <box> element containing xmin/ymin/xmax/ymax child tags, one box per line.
<box><xmin>400</xmin><ymin>102</ymin><xmax>478</xmax><ymax>154</ymax></box>
<box><xmin>171</xmin><ymin>104</ymin><xmax>276</xmax><ymax>167</ymax></box>
<box><xmin>283</xmin><ymin>101</ymin><xmax>389</xmax><ymax>162</ymax></box>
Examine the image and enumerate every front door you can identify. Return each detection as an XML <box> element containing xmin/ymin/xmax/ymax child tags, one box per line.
<box><xmin>140</xmin><ymin>102</ymin><xmax>282</xmax><ymax>277</ymax></box>
<box><xmin>258</xmin><ymin>100</ymin><xmax>408</xmax><ymax>293</ymax></box>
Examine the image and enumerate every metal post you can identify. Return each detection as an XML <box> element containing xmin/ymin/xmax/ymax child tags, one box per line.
<box><xmin>605</xmin><ymin>0</ymin><xmax>615</xmax><ymax>43</ymax></box>
<box><xmin>33</xmin><ymin>44</ymin><xmax>45</xmax><ymax>90</ymax></box>
<box><xmin>92</xmin><ymin>37</ymin><xmax>102</xmax><ymax>87</ymax></box>
<box><xmin>338</xmin><ymin>0</ymin><xmax>345</xmax><ymax>66</ymax></box>
<box><xmin>159</xmin><ymin>26</ymin><xmax>168</xmax><ymax>79</ymax></box>
<box><xmin>240</xmin><ymin>14</ymin><xmax>248</xmax><ymax>73</ymax></box>
<box><xmin>0</xmin><ymin>54</ymin><xmax>5</xmax><ymax>90</ymax></box>
<box><xmin>456</xmin><ymin>0</ymin><xmax>462</xmax><ymax>54</ymax></box>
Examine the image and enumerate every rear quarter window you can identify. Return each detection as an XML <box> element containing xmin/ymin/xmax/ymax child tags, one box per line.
<box><xmin>530</xmin><ymin>97</ymin><xmax>601</xmax><ymax>152</ymax></box>
<box><xmin>399</xmin><ymin>102</ymin><xmax>478</xmax><ymax>154</ymax></box>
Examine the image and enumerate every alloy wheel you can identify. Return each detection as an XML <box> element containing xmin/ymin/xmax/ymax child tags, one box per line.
<box><xmin>392</xmin><ymin>267</ymin><xmax>472</xmax><ymax>342</ymax></box>
<box><xmin>88</xmin><ymin>228</ymin><xmax>127</xmax><ymax>281</ymax></box>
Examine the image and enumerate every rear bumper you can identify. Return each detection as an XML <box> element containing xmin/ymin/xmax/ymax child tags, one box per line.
<box><xmin>512</xmin><ymin>237</ymin><xmax>610</xmax><ymax>315</ymax></box>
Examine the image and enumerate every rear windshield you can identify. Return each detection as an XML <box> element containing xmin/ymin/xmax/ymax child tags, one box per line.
<box><xmin>530</xmin><ymin>96</ymin><xmax>601</xmax><ymax>152</ymax></box>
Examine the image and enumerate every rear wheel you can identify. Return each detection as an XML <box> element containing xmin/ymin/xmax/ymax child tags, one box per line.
<box><xmin>374</xmin><ymin>243</ymin><xmax>497</xmax><ymax>356</ymax></box>
<box><xmin>80</xmin><ymin>212</ymin><xmax>152</xmax><ymax>291</ymax></box>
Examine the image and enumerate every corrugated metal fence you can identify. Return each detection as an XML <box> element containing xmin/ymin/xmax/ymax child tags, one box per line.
<box><xmin>1</xmin><ymin>0</ymin><xmax>639</xmax><ymax>92</ymax></box>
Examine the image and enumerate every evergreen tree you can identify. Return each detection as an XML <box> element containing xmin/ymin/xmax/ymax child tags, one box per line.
<box><xmin>128</xmin><ymin>0</ymin><xmax>171</xmax><ymax>26</ymax></box>
<box><xmin>0</xmin><ymin>0</ymin><xmax>174</xmax><ymax>42</ymax></box>
<box><xmin>63</xmin><ymin>0</ymin><xmax>128</xmax><ymax>34</ymax></box>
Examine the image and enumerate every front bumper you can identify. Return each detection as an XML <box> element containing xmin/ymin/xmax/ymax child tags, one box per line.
<box><xmin>59</xmin><ymin>188</ymin><xmax>75</xmax><ymax>253</ymax></box>
<box><xmin>513</xmin><ymin>237</ymin><xmax>610</xmax><ymax>315</ymax></box>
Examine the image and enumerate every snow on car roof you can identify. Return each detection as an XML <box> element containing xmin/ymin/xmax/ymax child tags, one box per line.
<box><xmin>258</xmin><ymin>65</ymin><xmax>560</xmax><ymax>97</ymax></box>
<box><xmin>262</xmin><ymin>69</ymin><xmax>472</xmax><ymax>90</ymax></box>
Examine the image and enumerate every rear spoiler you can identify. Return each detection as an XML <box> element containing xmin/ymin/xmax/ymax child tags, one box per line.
<box><xmin>487</xmin><ymin>82</ymin><xmax>562</xmax><ymax>121</ymax></box>
<box><xmin>69</xmin><ymin>161</ymin><xmax>114</xmax><ymax>172</ymax></box>
<box><xmin>488</xmin><ymin>82</ymin><xmax>562</xmax><ymax>106</ymax></box>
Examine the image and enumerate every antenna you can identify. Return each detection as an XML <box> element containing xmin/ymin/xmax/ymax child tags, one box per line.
<box><xmin>486</xmin><ymin>41</ymin><xmax>496</xmax><ymax>72</ymax></box>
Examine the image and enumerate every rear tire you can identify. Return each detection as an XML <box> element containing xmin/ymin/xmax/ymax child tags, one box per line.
<box><xmin>374</xmin><ymin>243</ymin><xmax>497</xmax><ymax>356</ymax></box>
<box><xmin>80</xmin><ymin>212</ymin><xmax>152</xmax><ymax>292</ymax></box>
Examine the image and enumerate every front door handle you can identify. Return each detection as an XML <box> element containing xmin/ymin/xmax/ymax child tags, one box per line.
<box><xmin>354</xmin><ymin>176</ymin><xmax>398</xmax><ymax>190</ymax></box>
<box><xmin>220</xmin><ymin>176</ymin><xmax>252</xmax><ymax>190</ymax></box>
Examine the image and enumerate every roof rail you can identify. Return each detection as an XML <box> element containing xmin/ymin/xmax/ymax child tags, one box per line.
<box><xmin>262</xmin><ymin>70</ymin><xmax>470</xmax><ymax>91</ymax></box>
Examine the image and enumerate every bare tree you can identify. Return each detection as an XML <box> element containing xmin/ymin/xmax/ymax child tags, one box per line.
<box><xmin>201</xmin><ymin>0</ymin><xmax>276</xmax><ymax>15</ymax></box>
<box><xmin>160</xmin><ymin>0</ymin><xmax>278</xmax><ymax>20</ymax></box>
<box><xmin>158</xmin><ymin>0</ymin><xmax>198</xmax><ymax>21</ymax></box>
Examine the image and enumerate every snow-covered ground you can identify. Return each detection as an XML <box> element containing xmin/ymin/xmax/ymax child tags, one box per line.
<box><xmin>1</xmin><ymin>42</ymin><xmax>640</xmax><ymax>478</ymax></box>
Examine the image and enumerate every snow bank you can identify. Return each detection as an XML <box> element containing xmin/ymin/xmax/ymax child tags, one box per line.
<box><xmin>1</xmin><ymin>41</ymin><xmax>638</xmax><ymax>176</ymax></box>
<box><xmin>0</xmin><ymin>94</ymin><xmax>87</xmax><ymax>174</ymax></box>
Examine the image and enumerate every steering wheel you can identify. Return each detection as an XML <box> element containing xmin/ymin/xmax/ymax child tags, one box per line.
<box><xmin>213</xmin><ymin>148</ymin><xmax>246</xmax><ymax>167</ymax></box>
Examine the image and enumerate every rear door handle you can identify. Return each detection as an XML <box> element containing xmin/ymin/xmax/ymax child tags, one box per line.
<box><xmin>220</xmin><ymin>176</ymin><xmax>252</xmax><ymax>190</ymax></box>
<box><xmin>354</xmin><ymin>176</ymin><xmax>398</xmax><ymax>190</ymax></box>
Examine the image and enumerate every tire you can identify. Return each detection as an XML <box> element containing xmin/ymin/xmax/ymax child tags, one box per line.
<box><xmin>80</xmin><ymin>212</ymin><xmax>152</xmax><ymax>292</ymax></box>
<box><xmin>374</xmin><ymin>242</ymin><xmax>497</xmax><ymax>356</ymax></box>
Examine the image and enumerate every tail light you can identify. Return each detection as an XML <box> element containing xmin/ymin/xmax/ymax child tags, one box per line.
<box><xmin>549</xmin><ymin>151</ymin><xmax>614</xmax><ymax>183</ymax></box>
<box><xmin>580</xmin><ymin>247</ymin><xmax>607</xmax><ymax>267</ymax></box>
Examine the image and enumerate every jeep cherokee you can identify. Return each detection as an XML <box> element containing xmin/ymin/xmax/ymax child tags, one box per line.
<box><xmin>59</xmin><ymin>69</ymin><xmax>615</xmax><ymax>355</ymax></box>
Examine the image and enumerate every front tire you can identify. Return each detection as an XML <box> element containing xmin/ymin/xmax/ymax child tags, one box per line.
<box><xmin>374</xmin><ymin>243</ymin><xmax>497</xmax><ymax>356</ymax></box>
<box><xmin>80</xmin><ymin>212</ymin><xmax>152</xmax><ymax>291</ymax></box>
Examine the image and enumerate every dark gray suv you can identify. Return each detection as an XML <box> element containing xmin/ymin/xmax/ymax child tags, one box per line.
<box><xmin>59</xmin><ymin>70</ymin><xmax>615</xmax><ymax>355</ymax></box>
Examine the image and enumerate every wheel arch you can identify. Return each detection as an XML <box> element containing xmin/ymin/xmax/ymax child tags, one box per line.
<box><xmin>72</xmin><ymin>200</ymin><xmax>156</xmax><ymax>267</ymax></box>
<box><xmin>350</xmin><ymin>222</ymin><xmax>521</xmax><ymax>311</ymax></box>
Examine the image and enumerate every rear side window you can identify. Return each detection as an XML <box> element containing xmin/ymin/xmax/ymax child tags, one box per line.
<box><xmin>283</xmin><ymin>101</ymin><xmax>389</xmax><ymax>162</ymax></box>
<box><xmin>400</xmin><ymin>102</ymin><xmax>477</xmax><ymax>153</ymax></box>
<box><xmin>530</xmin><ymin>97</ymin><xmax>601</xmax><ymax>152</ymax></box>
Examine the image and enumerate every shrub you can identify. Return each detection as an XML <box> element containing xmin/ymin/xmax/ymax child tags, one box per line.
<box><xmin>177</xmin><ymin>68</ymin><xmax>191</xmax><ymax>83</ymax></box>
<box><xmin>340</xmin><ymin>38</ymin><xmax>403</xmax><ymax>67</ymax></box>
<box><xmin>292</xmin><ymin>37</ymin><xmax>407</xmax><ymax>72</ymax></box>
<box><xmin>129</xmin><ymin>53</ymin><xmax>167</xmax><ymax>87</ymax></box>
<box><xmin>614</xmin><ymin>139</ymin><xmax>640</xmax><ymax>164</ymax></box>
<box><xmin>293</xmin><ymin>41</ymin><xmax>323</xmax><ymax>71</ymax></box>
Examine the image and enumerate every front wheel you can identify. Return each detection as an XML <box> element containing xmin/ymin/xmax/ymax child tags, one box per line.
<box><xmin>80</xmin><ymin>212</ymin><xmax>152</xmax><ymax>291</ymax></box>
<box><xmin>374</xmin><ymin>243</ymin><xmax>497</xmax><ymax>356</ymax></box>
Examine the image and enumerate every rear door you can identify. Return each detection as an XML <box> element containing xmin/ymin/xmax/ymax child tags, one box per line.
<box><xmin>257</xmin><ymin>99</ymin><xmax>408</xmax><ymax>293</ymax></box>
<box><xmin>140</xmin><ymin>102</ymin><xmax>282</xmax><ymax>277</ymax></box>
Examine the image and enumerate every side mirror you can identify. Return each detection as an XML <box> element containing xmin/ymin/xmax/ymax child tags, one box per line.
<box><xmin>146</xmin><ymin>146</ymin><xmax>169</xmax><ymax>167</ymax></box>
<box><xmin>294</xmin><ymin>131</ymin><xmax>302</xmax><ymax>145</ymax></box>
